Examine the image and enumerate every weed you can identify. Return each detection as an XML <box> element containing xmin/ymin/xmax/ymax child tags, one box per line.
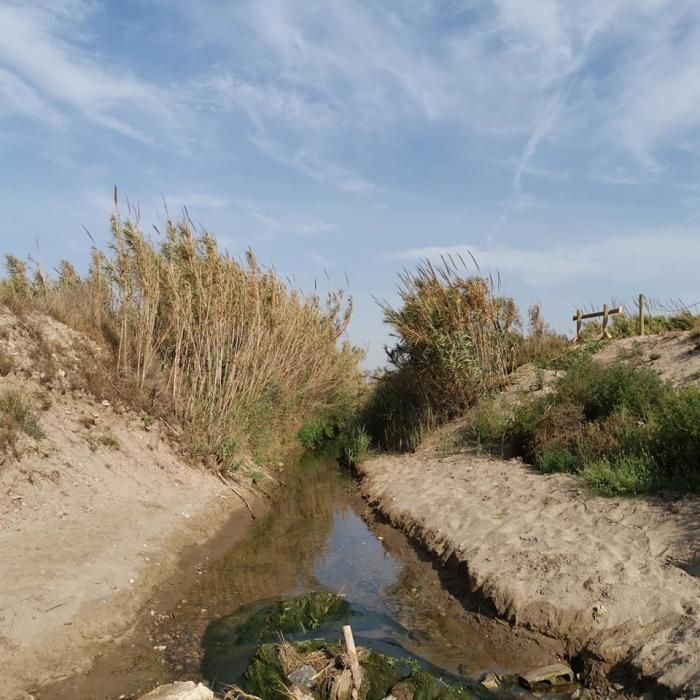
<box><xmin>0</xmin><ymin>414</ymin><xmax>17</xmax><ymax>456</ymax></box>
<box><xmin>297</xmin><ymin>402</ymin><xmax>356</xmax><ymax>450</ymax></box>
<box><xmin>582</xmin><ymin>453</ymin><xmax>656</xmax><ymax>495</ymax></box>
<box><xmin>459</xmin><ymin>400</ymin><xmax>511</xmax><ymax>456</ymax></box>
<box><xmin>86</xmin><ymin>432</ymin><xmax>120</xmax><ymax>451</ymax></box>
<box><xmin>98</xmin><ymin>432</ymin><xmax>120</xmax><ymax>450</ymax></box>
<box><xmin>0</xmin><ymin>389</ymin><xmax>44</xmax><ymax>440</ymax></box>
<box><xmin>339</xmin><ymin>423</ymin><xmax>371</xmax><ymax>467</ymax></box>
<box><xmin>536</xmin><ymin>447</ymin><xmax>580</xmax><ymax>474</ymax></box>
<box><xmin>251</xmin><ymin>470</ymin><xmax>264</xmax><ymax>485</ymax></box>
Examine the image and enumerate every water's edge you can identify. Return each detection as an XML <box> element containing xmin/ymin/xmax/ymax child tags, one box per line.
<box><xmin>44</xmin><ymin>452</ymin><xmax>566</xmax><ymax>699</ymax></box>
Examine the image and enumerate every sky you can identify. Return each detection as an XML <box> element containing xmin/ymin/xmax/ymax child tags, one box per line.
<box><xmin>2</xmin><ymin>0</ymin><xmax>700</xmax><ymax>367</ymax></box>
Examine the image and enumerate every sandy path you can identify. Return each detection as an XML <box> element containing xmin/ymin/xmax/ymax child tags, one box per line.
<box><xmin>359</xmin><ymin>453</ymin><xmax>700</xmax><ymax>694</ymax></box>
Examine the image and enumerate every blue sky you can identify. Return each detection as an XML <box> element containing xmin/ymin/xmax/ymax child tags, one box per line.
<box><xmin>2</xmin><ymin>0</ymin><xmax>700</xmax><ymax>367</ymax></box>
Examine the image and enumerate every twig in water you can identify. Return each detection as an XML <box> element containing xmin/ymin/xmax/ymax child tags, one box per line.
<box><xmin>218</xmin><ymin>472</ymin><xmax>256</xmax><ymax>519</ymax></box>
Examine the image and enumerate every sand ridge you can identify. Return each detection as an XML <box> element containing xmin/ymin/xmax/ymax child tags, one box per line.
<box><xmin>359</xmin><ymin>453</ymin><xmax>700</xmax><ymax>694</ymax></box>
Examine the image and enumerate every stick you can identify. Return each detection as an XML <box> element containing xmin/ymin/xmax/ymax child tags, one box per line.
<box><xmin>342</xmin><ymin>624</ymin><xmax>362</xmax><ymax>699</ymax></box>
<box><xmin>217</xmin><ymin>473</ymin><xmax>256</xmax><ymax>519</ymax></box>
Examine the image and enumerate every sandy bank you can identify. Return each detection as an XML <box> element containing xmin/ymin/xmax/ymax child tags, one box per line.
<box><xmin>0</xmin><ymin>393</ymin><xmax>256</xmax><ymax>699</ymax></box>
<box><xmin>0</xmin><ymin>310</ymin><xmax>259</xmax><ymax>699</ymax></box>
<box><xmin>358</xmin><ymin>453</ymin><xmax>700</xmax><ymax>695</ymax></box>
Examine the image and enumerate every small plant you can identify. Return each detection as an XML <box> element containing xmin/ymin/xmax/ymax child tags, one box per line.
<box><xmin>459</xmin><ymin>400</ymin><xmax>511</xmax><ymax>456</ymax></box>
<box><xmin>251</xmin><ymin>470</ymin><xmax>264</xmax><ymax>485</ymax></box>
<box><xmin>216</xmin><ymin>436</ymin><xmax>238</xmax><ymax>467</ymax></box>
<box><xmin>536</xmin><ymin>446</ymin><xmax>580</xmax><ymax>474</ymax></box>
<box><xmin>86</xmin><ymin>431</ymin><xmax>120</xmax><ymax>451</ymax></box>
<box><xmin>339</xmin><ymin>423</ymin><xmax>371</xmax><ymax>467</ymax></box>
<box><xmin>0</xmin><ymin>414</ymin><xmax>18</xmax><ymax>455</ymax></box>
<box><xmin>0</xmin><ymin>389</ymin><xmax>44</xmax><ymax>441</ymax></box>
<box><xmin>98</xmin><ymin>432</ymin><xmax>120</xmax><ymax>450</ymax></box>
<box><xmin>582</xmin><ymin>453</ymin><xmax>656</xmax><ymax>495</ymax></box>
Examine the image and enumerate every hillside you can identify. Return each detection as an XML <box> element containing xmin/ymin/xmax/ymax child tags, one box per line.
<box><xmin>0</xmin><ymin>308</ymin><xmax>258</xmax><ymax>698</ymax></box>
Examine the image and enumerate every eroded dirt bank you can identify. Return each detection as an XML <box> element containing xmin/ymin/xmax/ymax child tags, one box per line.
<box><xmin>0</xmin><ymin>310</ymin><xmax>259</xmax><ymax>699</ymax></box>
<box><xmin>0</xmin><ymin>395</ymin><xmax>257</xmax><ymax>699</ymax></box>
<box><xmin>358</xmin><ymin>453</ymin><xmax>700</xmax><ymax>696</ymax></box>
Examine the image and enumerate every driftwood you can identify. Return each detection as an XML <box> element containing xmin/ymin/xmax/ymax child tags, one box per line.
<box><xmin>342</xmin><ymin>625</ymin><xmax>363</xmax><ymax>700</ymax></box>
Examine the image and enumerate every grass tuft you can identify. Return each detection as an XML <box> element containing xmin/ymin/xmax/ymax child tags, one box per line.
<box><xmin>0</xmin><ymin>389</ymin><xmax>44</xmax><ymax>453</ymax></box>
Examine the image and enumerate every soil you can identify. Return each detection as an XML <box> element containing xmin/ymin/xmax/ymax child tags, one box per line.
<box><xmin>0</xmin><ymin>309</ymin><xmax>259</xmax><ymax>699</ymax></box>
<box><xmin>358</xmin><ymin>453</ymin><xmax>700</xmax><ymax>694</ymax></box>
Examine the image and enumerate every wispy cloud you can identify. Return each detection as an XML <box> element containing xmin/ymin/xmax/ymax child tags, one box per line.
<box><xmin>249</xmin><ymin>130</ymin><xmax>374</xmax><ymax>193</ymax></box>
<box><xmin>0</xmin><ymin>1</ymin><xmax>180</xmax><ymax>143</ymax></box>
<box><xmin>390</xmin><ymin>229</ymin><xmax>700</xmax><ymax>288</ymax></box>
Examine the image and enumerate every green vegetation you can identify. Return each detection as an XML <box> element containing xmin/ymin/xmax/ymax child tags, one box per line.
<box><xmin>0</xmin><ymin>389</ymin><xmax>44</xmax><ymax>443</ymax></box>
<box><xmin>297</xmin><ymin>402</ymin><xmax>357</xmax><ymax>450</ymax></box>
<box><xmin>242</xmin><ymin>639</ymin><xmax>478</xmax><ymax>700</ymax></box>
<box><xmin>361</xmin><ymin>258</ymin><xmax>520</xmax><ymax>452</ymax></box>
<box><xmin>1</xmin><ymin>207</ymin><xmax>364</xmax><ymax>466</ymax></box>
<box><xmin>460</xmin><ymin>355</ymin><xmax>700</xmax><ymax>495</ymax></box>
<box><xmin>338</xmin><ymin>423</ymin><xmax>372</xmax><ymax>468</ymax></box>
<box><xmin>0</xmin><ymin>388</ymin><xmax>44</xmax><ymax>458</ymax></box>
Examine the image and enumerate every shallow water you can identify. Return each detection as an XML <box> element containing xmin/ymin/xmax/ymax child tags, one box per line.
<box><xmin>45</xmin><ymin>451</ymin><xmax>562</xmax><ymax>699</ymax></box>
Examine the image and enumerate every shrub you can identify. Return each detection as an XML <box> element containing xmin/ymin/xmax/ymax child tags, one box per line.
<box><xmin>536</xmin><ymin>446</ymin><xmax>580</xmax><ymax>474</ymax></box>
<box><xmin>556</xmin><ymin>355</ymin><xmax>669</xmax><ymax>421</ymax></box>
<box><xmin>582</xmin><ymin>453</ymin><xmax>656</xmax><ymax>495</ymax></box>
<box><xmin>368</xmin><ymin>257</ymin><xmax>519</xmax><ymax>451</ymax></box>
<box><xmin>647</xmin><ymin>387</ymin><xmax>700</xmax><ymax>488</ymax></box>
<box><xmin>460</xmin><ymin>399</ymin><xmax>512</xmax><ymax>456</ymax></box>
<box><xmin>297</xmin><ymin>402</ymin><xmax>357</xmax><ymax>450</ymax></box>
<box><xmin>499</xmin><ymin>356</ymin><xmax>700</xmax><ymax>494</ymax></box>
<box><xmin>360</xmin><ymin>367</ymin><xmax>434</xmax><ymax>452</ymax></box>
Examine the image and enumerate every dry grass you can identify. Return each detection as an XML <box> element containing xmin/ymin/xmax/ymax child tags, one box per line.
<box><xmin>1</xmin><ymin>205</ymin><xmax>364</xmax><ymax>464</ymax></box>
<box><xmin>0</xmin><ymin>388</ymin><xmax>44</xmax><ymax>458</ymax></box>
<box><xmin>364</xmin><ymin>256</ymin><xmax>520</xmax><ymax>451</ymax></box>
<box><xmin>378</xmin><ymin>256</ymin><xmax>518</xmax><ymax>413</ymax></box>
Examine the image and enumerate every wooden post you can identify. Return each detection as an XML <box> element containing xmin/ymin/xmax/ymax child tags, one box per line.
<box><xmin>575</xmin><ymin>309</ymin><xmax>582</xmax><ymax>342</ymax></box>
<box><xmin>342</xmin><ymin>625</ymin><xmax>362</xmax><ymax>700</ymax></box>
<box><xmin>639</xmin><ymin>293</ymin><xmax>645</xmax><ymax>337</ymax></box>
<box><xmin>602</xmin><ymin>303</ymin><xmax>610</xmax><ymax>339</ymax></box>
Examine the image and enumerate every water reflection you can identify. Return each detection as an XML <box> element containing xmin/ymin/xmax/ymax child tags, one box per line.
<box><xmin>45</xmin><ymin>450</ymin><xmax>561</xmax><ymax>699</ymax></box>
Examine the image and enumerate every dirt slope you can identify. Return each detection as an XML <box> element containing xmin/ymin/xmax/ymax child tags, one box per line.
<box><xmin>0</xmin><ymin>309</ymin><xmax>255</xmax><ymax>699</ymax></box>
<box><xmin>359</xmin><ymin>333</ymin><xmax>700</xmax><ymax>695</ymax></box>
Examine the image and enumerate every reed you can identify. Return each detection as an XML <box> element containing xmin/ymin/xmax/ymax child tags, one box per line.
<box><xmin>1</xmin><ymin>208</ymin><xmax>364</xmax><ymax>464</ymax></box>
<box><xmin>365</xmin><ymin>256</ymin><xmax>520</xmax><ymax>450</ymax></box>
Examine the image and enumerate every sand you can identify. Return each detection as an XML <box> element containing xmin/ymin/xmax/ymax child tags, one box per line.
<box><xmin>358</xmin><ymin>453</ymin><xmax>700</xmax><ymax>694</ymax></box>
<box><xmin>0</xmin><ymin>310</ymin><xmax>258</xmax><ymax>699</ymax></box>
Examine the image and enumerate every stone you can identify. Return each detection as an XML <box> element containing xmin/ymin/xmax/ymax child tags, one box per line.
<box><xmin>518</xmin><ymin>662</ymin><xmax>575</xmax><ymax>690</ymax></box>
<box><xmin>288</xmin><ymin>663</ymin><xmax>317</xmax><ymax>688</ymax></box>
<box><xmin>480</xmin><ymin>672</ymin><xmax>502</xmax><ymax>689</ymax></box>
<box><xmin>138</xmin><ymin>681</ymin><xmax>214</xmax><ymax>700</ymax></box>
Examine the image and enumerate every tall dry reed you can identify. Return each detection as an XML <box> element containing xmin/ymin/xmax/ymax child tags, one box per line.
<box><xmin>2</xmin><ymin>208</ymin><xmax>364</xmax><ymax>463</ymax></box>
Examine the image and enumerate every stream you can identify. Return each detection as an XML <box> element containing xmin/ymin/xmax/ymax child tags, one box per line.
<box><xmin>45</xmin><ymin>450</ymin><xmax>563</xmax><ymax>699</ymax></box>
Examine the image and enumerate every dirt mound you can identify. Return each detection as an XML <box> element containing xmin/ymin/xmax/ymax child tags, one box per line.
<box><xmin>0</xmin><ymin>307</ymin><xmax>254</xmax><ymax>698</ymax></box>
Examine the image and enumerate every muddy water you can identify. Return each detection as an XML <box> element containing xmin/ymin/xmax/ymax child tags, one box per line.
<box><xmin>45</xmin><ymin>451</ymin><xmax>562</xmax><ymax>699</ymax></box>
